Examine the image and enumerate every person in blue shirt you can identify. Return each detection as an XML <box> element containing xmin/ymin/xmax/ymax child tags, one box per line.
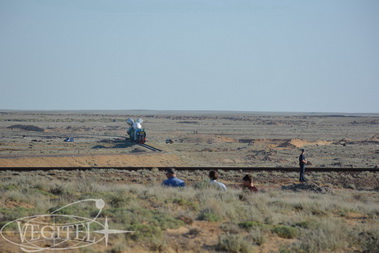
<box><xmin>162</xmin><ymin>168</ymin><xmax>185</xmax><ymax>187</ymax></box>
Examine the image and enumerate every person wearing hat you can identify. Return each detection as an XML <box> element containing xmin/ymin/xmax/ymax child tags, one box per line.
<box><xmin>299</xmin><ymin>149</ymin><xmax>307</xmax><ymax>182</ymax></box>
<box><xmin>162</xmin><ymin>168</ymin><xmax>185</xmax><ymax>187</ymax></box>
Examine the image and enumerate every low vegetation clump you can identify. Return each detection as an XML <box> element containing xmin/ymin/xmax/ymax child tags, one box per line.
<box><xmin>7</xmin><ymin>124</ymin><xmax>44</xmax><ymax>132</ymax></box>
<box><xmin>218</xmin><ymin>233</ymin><xmax>253</xmax><ymax>253</ymax></box>
<box><xmin>271</xmin><ymin>225</ymin><xmax>299</xmax><ymax>239</ymax></box>
<box><xmin>0</xmin><ymin>171</ymin><xmax>378</xmax><ymax>252</ymax></box>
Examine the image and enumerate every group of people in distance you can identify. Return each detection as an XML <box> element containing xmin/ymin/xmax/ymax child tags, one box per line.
<box><xmin>162</xmin><ymin>168</ymin><xmax>258</xmax><ymax>192</ymax></box>
<box><xmin>161</xmin><ymin>149</ymin><xmax>309</xmax><ymax>190</ymax></box>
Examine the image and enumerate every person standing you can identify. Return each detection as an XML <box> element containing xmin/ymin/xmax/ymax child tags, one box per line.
<box><xmin>299</xmin><ymin>149</ymin><xmax>307</xmax><ymax>182</ymax></box>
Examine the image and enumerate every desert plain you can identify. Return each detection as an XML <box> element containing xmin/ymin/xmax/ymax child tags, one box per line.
<box><xmin>0</xmin><ymin>110</ymin><xmax>378</xmax><ymax>253</ymax></box>
<box><xmin>0</xmin><ymin>110</ymin><xmax>378</xmax><ymax>168</ymax></box>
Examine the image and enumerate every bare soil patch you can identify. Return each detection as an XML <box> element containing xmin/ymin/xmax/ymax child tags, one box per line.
<box><xmin>0</xmin><ymin>153</ymin><xmax>183</xmax><ymax>167</ymax></box>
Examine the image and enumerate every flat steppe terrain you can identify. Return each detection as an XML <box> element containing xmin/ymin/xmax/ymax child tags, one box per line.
<box><xmin>0</xmin><ymin>110</ymin><xmax>378</xmax><ymax>168</ymax></box>
<box><xmin>0</xmin><ymin>110</ymin><xmax>378</xmax><ymax>253</ymax></box>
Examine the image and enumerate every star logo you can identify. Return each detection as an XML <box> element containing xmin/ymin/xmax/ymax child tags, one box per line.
<box><xmin>94</xmin><ymin>217</ymin><xmax>134</xmax><ymax>246</ymax></box>
<box><xmin>0</xmin><ymin>199</ymin><xmax>134</xmax><ymax>252</ymax></box>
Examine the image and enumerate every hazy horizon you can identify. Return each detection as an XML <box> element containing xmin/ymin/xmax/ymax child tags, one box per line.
<box><xmin>1</xmin><ymin>108</ymin><xmax>378</xmax><ymax>116</ymax></box>
<box><xmin>1</xmin><ymin>1</ymin><xmax>378</xmax><ymax>113</ymax></box>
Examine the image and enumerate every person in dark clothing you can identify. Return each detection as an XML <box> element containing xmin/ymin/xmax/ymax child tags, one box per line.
<box><xmin>299</xmin><ymin>149</ymin><xmax>307</xmax><ymax>182</ymax></box>
<box><xmin>242</xmin><ymin>174</ymin><xmax>258</xmax><ymax>192</ymax></box>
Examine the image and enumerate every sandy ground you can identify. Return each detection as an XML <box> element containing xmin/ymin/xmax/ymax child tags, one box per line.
<box><xmin>0</xmin><ymin>110</ymin><xmax>378</xmax><ymax>168</ymax></box>
<box><xmin>0</xmin><ymin>111</ymin><xmax>378</xmax><ymax>253</ymax></box>
<box><xmin>0</xmin><ymin>153</ymin><xmax>184</xmax><ymax>167</ymax></box>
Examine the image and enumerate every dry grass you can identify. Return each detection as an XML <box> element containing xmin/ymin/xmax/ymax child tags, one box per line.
<box><xmin>0</xmin><ymin>170</ymin><xmax>378</xmax><ymax>253</ymax></box>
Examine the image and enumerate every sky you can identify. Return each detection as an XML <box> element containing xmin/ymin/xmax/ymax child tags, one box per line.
<box><xmin>0</xmin><ymin>0</ymin><xmax>378</xmax><ymax>113</ymax></box>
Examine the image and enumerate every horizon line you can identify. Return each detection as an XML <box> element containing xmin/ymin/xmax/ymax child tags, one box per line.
<box><xmin>1</xmin><ymin>109</ymin><xmax>378</xmax><ymax>115</ymax></box>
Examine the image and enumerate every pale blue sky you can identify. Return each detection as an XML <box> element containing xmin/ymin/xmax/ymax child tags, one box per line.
<box><xmin>1</xmin><ymin>0</ymin><xmax>378</xmax><ymax>113</ymax></box>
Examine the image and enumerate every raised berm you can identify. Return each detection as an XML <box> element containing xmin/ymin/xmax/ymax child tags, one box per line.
<box><xmin>277</xmin><ymin>139</ymin><xmax>332</xmax><ymax>148</ymax></box>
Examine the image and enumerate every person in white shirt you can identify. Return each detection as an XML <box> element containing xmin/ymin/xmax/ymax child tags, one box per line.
<box><xmin>209</xmin><ymin>170</ymin><xmax>227</xmax><ymax>191</ymax></box>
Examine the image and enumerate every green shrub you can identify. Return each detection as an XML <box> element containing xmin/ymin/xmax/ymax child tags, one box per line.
<box><xmin>272</xmin><ymin>225</ymin><xmax>299</xmax><ymax>239</ymax></box>
<box><xmin>176</xmin><ymin>214</ymin><xmax>194</xmax><ymax>225</ymax></box>
<box><xmin>79</xmin><ymin>247</ymin><xmax>98</xmax><ymax>253</ymax></box>
<box><xmin>268</xmin><ymin>200</ymin><xmax>292</xmax><ymax>210</ymax></box>
<box><xmin>248</xmin><ymin>228</ymin><xmax>265</xmax><ymax>246</ymax></box>
<box><xmin>148</xmin><ymin>236</ymin><xmax>168</xmax><ymax>252</ymax></box>
<box><xmin>151</xmin><ymin>213</ymin><xmax>184</xmax><ymax>230</ymax></box>
<box><xmin>218</xmin><ymin>233</ymin><xmax>252</xmax><ymax>253</ymax></box>
<box><xmin>349</xmin><ymin>228</ymin><xmax>379</xmax><ymax>252</ymax></box>
<box><xmin>4</xmin><ymin>190</ymin><xmax>29</xmax><ymax>203</ymax></box>
<box><xmin>278</xmin><ymin>246</ymin><xmax>292</xmax><ymax>253</ymax></box>
<box><xmin>49</xmin><ymin>184</ymin><xmax>65</xmax><ymax>195</ymax></box>
<box><xmin>127</xmin><ymin>223</ymin><xmax>162</xmax><ymax>241</ymax></box>
<box><xmin>294</xmin><ymin>219</ymin><xmax>319</xmax><ymax>230</ymax></box>
<box><xmin>102</xmin><ymin>208</ymin><xmax>134</xmax><ymax>225</ymax></box>
<box><xmin>169</xmin><ymin>197</ymin><xmax>199</xmax><ymax>211</ymax></box>
<box><xmin>106</xmin><ymin>243</ymin><xmax>128</xmax><ymax>253</ymax></box>
<box><xmin>220</xmin><ymin>222</ymin><xmax>241</xmax><ymax>234</ymax></box>
<box><xmin>0</xmin><ymin>207</ymin><xmax>33</xmax><ymax>225</ymax></box>
<box><xmin>1</xmin><ymin>184</ymin><xmax>20</xmax><ymax>191</ymax></box>
<box><xmin>109</xmin><ymin>194</ymin><xmax>133</xmax><ymax>208</ymax></box>
<box><xmin>238</xmin><ymin>221</ymin><xmax>262</xmax><ymax>230</ymax></box>
<box><xmin>291</xmin><ymin>218</ymin><xmax>348</xmax><ymax>252</ymax></box>
<box><xmin>198</xmin><ymin>210</ymin><xmax>221</xmax><ymax>222</ymax></box>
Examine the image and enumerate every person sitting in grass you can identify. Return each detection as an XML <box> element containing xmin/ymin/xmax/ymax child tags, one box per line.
<box><xmin>209</xmin><ymin>170</ymin><xmax>227</xmax><ymax>191</ymax></box>
<box><xmin>162</xmin><ymin>168</ymin><xmax>185</xmax><ymax>187</ymax></box>
<box><xmin>242</xmin><ymin>174</ymin><xmax>258</xmax><ymax>192</ymax></box>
